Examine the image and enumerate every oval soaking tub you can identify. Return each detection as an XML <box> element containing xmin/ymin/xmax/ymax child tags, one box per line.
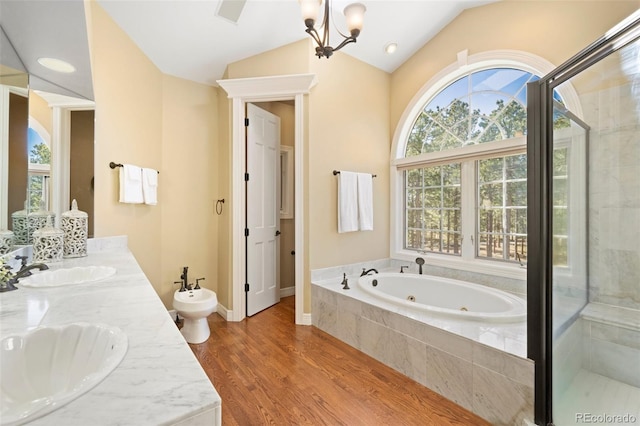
<box><xmin>357</xmin><ymin>273</ymin><xmax>526</xmax><ymax>323</ymax></box>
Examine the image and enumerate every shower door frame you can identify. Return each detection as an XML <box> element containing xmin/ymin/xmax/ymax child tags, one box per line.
<box><xmin>527</xmin><ymin>11</ymin><xmax>640</xmax><ymax>425</ymax></box>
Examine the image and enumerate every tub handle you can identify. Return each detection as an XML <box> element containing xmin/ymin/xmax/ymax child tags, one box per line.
<box><xmin>400</xmin><ymin>265</ymin><xmax>409</xmax><ymax>273</ymax></box>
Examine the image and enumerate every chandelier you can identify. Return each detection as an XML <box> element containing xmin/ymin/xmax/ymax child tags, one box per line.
<box><xmin>299</xmin><ymin>0</ymin><xmax>366</xmax><ymax>59</ymax></box>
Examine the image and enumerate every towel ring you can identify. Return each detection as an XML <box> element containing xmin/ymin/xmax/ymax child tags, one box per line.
<box><xmin>216</xmin><ymin>199</ymin><xmax>225</xmax><ymax>215</ymax></box>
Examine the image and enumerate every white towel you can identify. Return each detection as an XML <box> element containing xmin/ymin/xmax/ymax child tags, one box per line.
<box><xmin>142</xmin><ymin>168</ymin><xmax>158</xmax><ymax>205</ymax></box>
<box><xmin>357</xmin><ymin>173</ymin><xmax>373</xmax><ymax>231</ymax></box>
<box><xmin>119</xmin><ymin>164</ymin><xmax>144</xmax><ymax>204</ymax></box>
<box><xmin>338</xmin><ymin>171</ymin><xmax>359</xmax><ymax>233</ymax></box>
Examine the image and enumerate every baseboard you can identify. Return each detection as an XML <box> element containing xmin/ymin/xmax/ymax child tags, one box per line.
<box><xmin>216</xmin><ymin>303</ymin><xmax>233</xmax><ymax>321</ymax></box>
<box><xmin>301</xmin><ymin>312</ymin><xmax>312</xmax><ymax>325</ymax></box>
<box><xmin>280</xmin><ymin>286</ymin><xmax>295</xmax><ymax>298</ymax></box>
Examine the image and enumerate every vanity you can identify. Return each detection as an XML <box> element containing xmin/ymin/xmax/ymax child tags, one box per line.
<box><xmin>0</xmin><ymin>236</ymin><xmax>221</xmax><ymax>425</ymax></box>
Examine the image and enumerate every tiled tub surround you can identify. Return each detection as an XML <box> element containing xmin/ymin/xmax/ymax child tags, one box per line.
<box><xmin>311</xmin><ymin>261</ymin><xmax>534</xmax><ymax>426</ymax></box>
<box><xmin>0</xmin><ymin>237</ymin><xmax>221</xmax><ymax>426</ymax></box>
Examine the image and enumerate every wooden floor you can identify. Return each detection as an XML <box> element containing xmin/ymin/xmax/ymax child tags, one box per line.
<box><xmin>189</xmin><ymin>296</ymin><xmax>489</xmax><ymax>426</ymax></box>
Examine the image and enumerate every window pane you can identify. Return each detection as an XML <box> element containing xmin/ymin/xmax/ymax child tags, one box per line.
<box><xmin>404</xmin><ymin>163</ymin><xmax>461</xmax><ymax>256</ymax></box>
<box><xmin>506</xmin><ymin>154</ymin><xmax>527</xmax><ymax>179</ymax></box>
<box><xmin>424</xmin><ymin>231</ymin><xmax>442</xmax><ymax>251</ymax></box>
<box><xmin>477</xmin><ymin>153</ymin><xmax>528</xmax><ymax>262</ymax></box>
<box><xmin>442</xmin><ymin>163</ymin><xmax>461</xmax><ymax>185</ymax></box>
<box><xmin>424</xmin><ymin>209</ymin><xmax>441</xmax><ymax>230</ymax></box>
<box><xmin>423</xmin><ymin>167</ymin><xmax>441</xmax><ymax>187</ymax></box>
<box><xmin>406</xmin><ymin>229</ymin><xmax>422</xmax><ymax>250</ymax></box>
<box><xmin>407</xmin><ymin>209</ymin><xmax>423</xmax><ymax>229</ymax></box>
<box><xmin>553</xmin><ymin>178</ymin><xmax>568</xmax><ymax>206</ymax></box>
<box><xmin>406</xmin><ymin>189</ymin><xmax>422</xmax><ymax>208</ymax></box>
<box><xmin>443</xmin><ymin>187</ymin><xmax>460</xmax><ymax>208</ymax></box>
<box><xmin>506</xmin><ymin>181</ymin><xmax>527</xmax><ymax>206</ymax></box>
<box><xmin>479</xmin><ymin>158</ymin><xmax>503</xmax><ymax>182</ymax></box>
<box><xmin>423</xmin><ymin>188</ymin><xmax>442</xmax><ymax>208</ymax></box>
<box><xmin>443</xmin><ymin>232</ymin><xmax>462</xmax><ymax>254</ymax></box>
<box><xmin>479</xmin><ymin>183</ymin><xmax>503</xmax><ymax>207</ymax></box>
<box><xmin>406</xmin><ymin>169</ymin><xmax>423</xmax><ymax>187</ymax></box>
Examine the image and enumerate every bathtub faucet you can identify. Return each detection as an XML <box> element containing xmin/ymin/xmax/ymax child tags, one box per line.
<box><xmin>415</xmin><ymin>257</ymin><xmax>425</xmax><ymax>275</ymax></box>
<box><xmin>360</xmin><ymin>268</ymin><xmax>378</xmax><ymax>277</ymax></box>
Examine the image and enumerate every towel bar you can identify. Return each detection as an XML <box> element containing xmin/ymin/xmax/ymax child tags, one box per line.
<box><xmin>110</xmin><ymin>162</ymin><xmax>159</xmax><ymax>173</ymax></box>
<box><xmin>333</xmin><ymin>170</ymin><xmax>376</xmax><ymax>178</ymax></box>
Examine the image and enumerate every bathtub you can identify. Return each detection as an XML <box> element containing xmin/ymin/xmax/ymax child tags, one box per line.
<box><xmin>357</xmin><ymin>272</ymin><xmax>526</xmax><ymax>323</ymax></box>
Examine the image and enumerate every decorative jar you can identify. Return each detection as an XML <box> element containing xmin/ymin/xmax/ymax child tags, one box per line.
<box><xmin>11</xmin><ymin>202</ymin><xmax>28</xmax><ymax>245</ymax></box>
<box><xmin>62</xmin><ymin>199</ymin><xmax>88</xmax><ymax>258</ymax></box>
<box><xmin>32</xmin><ymin>216</ymin><xmax>64</xmax><ymax>263</ymax></box>
<box><xmin>28</xmin><ymin>203</ymin><xmax>56</xmax><ymax>245</ymax></box>
<box><xmin>0</xmin><ymin>229</ymin><xmax>14</xmax><ymax>255</ymax></box>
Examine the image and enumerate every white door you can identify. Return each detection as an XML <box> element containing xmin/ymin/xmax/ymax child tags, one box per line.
<box><xmin>246</xmin><ymin>103</ymin><xmax>280</xmax><ymax>316</ymax></box>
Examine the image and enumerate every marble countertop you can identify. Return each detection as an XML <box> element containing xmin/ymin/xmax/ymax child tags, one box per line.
<box><xmin>0</xmin><ymin>237</ymin><xmax>221</xmax><ymax>425</ymax></box>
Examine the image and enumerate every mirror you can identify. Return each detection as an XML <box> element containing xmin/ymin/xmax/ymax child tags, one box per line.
<box><xmin>1</xmin><ymin>1</ymin><xmax>95</xmax><ymax>252</ymax></box>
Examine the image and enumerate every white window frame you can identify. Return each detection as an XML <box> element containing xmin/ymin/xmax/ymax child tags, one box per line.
<box><xmin>390</xmin><ymin>50</ymin><xmax>583</xmax><ymax>280</ymax></box>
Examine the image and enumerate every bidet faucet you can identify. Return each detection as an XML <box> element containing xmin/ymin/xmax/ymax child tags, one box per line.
<box><xmin>179</xmin><ymin>266</ymin><xmax>191</xmax><ymax>291</ymax></box>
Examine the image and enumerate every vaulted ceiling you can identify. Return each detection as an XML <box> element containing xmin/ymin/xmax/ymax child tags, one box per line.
<box><xmin>0</xmin><ymin>0</ymin><xmax>498</xmax><ymax>101</ymax></box>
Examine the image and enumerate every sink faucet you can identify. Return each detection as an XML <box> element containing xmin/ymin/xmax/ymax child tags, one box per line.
<box><xmin>0</xmin><ymin>256</ymin><xmax>49</xmax><ymax>292</ymax></box>
<box><xmin>14</xmin><ymin>256</ymin><xmax>49</xmax><ymax>279</ymax></box>
<box><xmin>360</xmin><ymin>268</ymin><xmax>378</xmax><ymax>277</ymax></box>
<box><xmin>415</xmin><ymin>257</ymin><xmax>425</xmax><ymax>275</ymax></box>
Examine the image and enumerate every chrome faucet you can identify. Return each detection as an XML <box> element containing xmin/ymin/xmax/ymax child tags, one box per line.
<box><xmin>415</xmin><ymin>257</ymin><xmax>425</xmax><ymax>275</ymax></box>
<box><xmin>360</xmin><ymin>268</ymin><xmax>378</xmax><ymax>277</ymax></box>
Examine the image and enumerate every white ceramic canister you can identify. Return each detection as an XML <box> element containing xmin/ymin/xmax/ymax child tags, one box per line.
<box><xmin>27</xmin><ymin>202</ymin><xmax>56</xmax><ymax>245</ymax></box>
<box><xmin>61</xmin><ymin>199</ymin><xmax>88</xmax><ymax>258</ymax></box>
<box><xmin>32</xmin><ymin>216</ymin><xmax>64</xmax><ymax>263</ymax></box>
<box><xmin>11</xmin><ymin>201</ymin><xmax>28</xmax><ymax>245</ymax></box>
<box><xmin>0</xmin><ymin>229</ymin><xmax>14</xmax><ymax>255</ymax></box>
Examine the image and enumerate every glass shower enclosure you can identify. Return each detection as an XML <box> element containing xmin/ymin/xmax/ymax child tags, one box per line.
<box><xmin>528</xmin><ymin>10</ymin><xmax>640</xmax><ymax>426</ymax></box>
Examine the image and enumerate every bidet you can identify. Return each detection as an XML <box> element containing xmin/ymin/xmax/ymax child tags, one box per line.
<box><xmin>173</xmin><ymin>288</ymin><xmax>217</xmax><ymax>344</ymax></box>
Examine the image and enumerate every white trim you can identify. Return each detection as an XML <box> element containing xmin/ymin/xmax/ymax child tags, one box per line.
<box><xmin>279</xmin><ymin>145</ymin><xmax>294</xmax><ymax>219</ymax></box>
<box><xmin>280</xmin><ymin>286</ymin><xmax>295</xmax><ymax>298</ymax></box>
<box><xmin>217</xmin><ymin>74</ymin><xmax>317</xmax><ymax>325</ymax></box>
<box><xmin>218</xmin><ymin>74</ymin><xmax>317</xmax><ymax>99</ymax></box>
<box><xmin>0</xmin><ymin>86</ymin><xmax>10</xmax><ymax>230</ymax></box>
<box><xmin>301</xmin><ymin>313</ymin><xmax>312</xmax><ymax>326</ymax></box>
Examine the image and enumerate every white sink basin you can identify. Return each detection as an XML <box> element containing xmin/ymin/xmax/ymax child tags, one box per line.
<box><xmin>19</xmin><ymin>266</ymin><xmax>116</xmax><ymax>288</ymax></box>
<box><xmin>0</xmin><ymin>323</ymin><xmax>128</xmax><ymax>426</ymax></box>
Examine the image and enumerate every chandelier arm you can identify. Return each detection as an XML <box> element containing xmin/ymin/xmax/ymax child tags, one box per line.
<box><xmin>305</xmin><ymin>27</ymin><xmax>324</xmax><ymax>48</ymax></box>
<box><xmin>331</xmin><ymin>36</ymin><xmax>357</xmax><ymax>53</ymax></box>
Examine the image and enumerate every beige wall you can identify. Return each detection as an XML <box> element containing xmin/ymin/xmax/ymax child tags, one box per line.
<box><xmin>308</xmin><ymin>53</ymin><xmax>390</xmax><ymax>269</ymax></box>
<box><xmin>390</xmin><ymin>1</ymin><xmax>640</xmax><ymax>133</ymax></box>
<box><xmin>86</xmin><ymin>1</ymin><xmax>220</xmax><ymax>308</ymax></box>
<box><xmin>160</xmin><ymin>74</ymin><xmax>219</xmax><ymax>307</ymax></box>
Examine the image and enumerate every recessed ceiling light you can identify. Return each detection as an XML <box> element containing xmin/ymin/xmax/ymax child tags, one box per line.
<box><xmin>384</xmin><ymin>42</ymin><xmax>398</xmax><ymax>55</ymax></box>
<box><xmin>37</xmin><ymin>57</ymin><xmax>76</xmax><ymax>73</ymax></box>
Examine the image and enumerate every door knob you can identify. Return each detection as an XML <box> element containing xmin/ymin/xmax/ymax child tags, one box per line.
<box><xmin>275</xmin><ymin>230</ymin><xmax>281</xmax><ymax>236</ymax></box>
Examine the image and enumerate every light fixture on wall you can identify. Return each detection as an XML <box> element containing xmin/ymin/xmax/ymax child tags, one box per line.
<box><xmin>299</xmin><ymin>0</ymin><xmax>366</xmax><ymax>59</ymax></box>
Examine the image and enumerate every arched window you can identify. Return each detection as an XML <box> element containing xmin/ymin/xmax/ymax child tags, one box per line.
<box><xmin>391</xmin><ymin>53</ymin><xmax>577</xmax><ymax>272</ymax></box>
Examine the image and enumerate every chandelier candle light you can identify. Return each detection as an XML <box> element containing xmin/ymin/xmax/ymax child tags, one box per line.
<box><xmin>300</xmin><ymin>0</ymin><xmax>366</xmax><ymax>58</ymax></box>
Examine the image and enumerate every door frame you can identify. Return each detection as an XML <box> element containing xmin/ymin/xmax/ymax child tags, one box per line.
<box><xmin>217</xmin><ymin>74</ymin><xmax>317</xmax><ymax>325</ymax></box>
